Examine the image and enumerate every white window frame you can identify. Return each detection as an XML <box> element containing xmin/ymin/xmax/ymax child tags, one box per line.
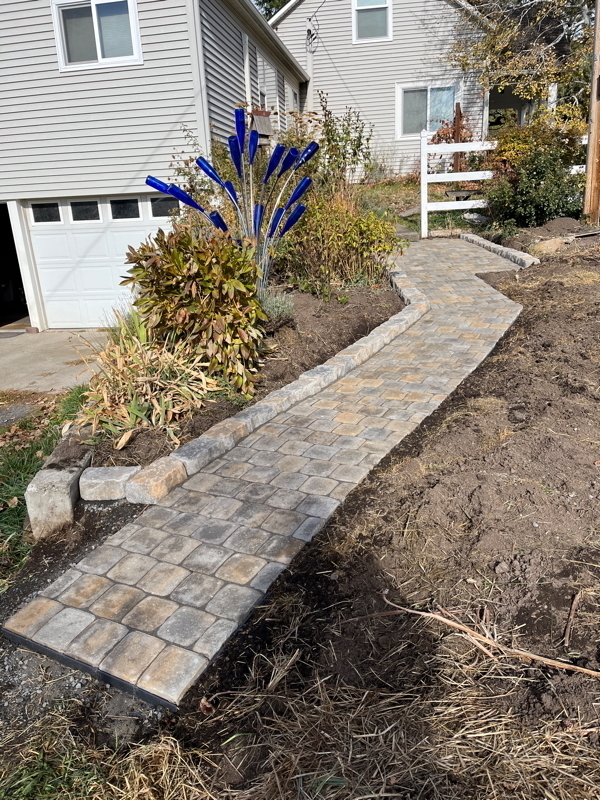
<box><xmin>395</xmin><ymin>82</ymin><xmax>460</xmax><ymax>139</ymax></box>
<box><xmin>29</xmin><ymin>201</ymin><xmax>63</xmax><ymax>226</ymax></box>
<box><xmin>69</xmin><ymin>198</ymin><xmax>103</xmax><ymax>224</ymax></box>
<box><xmin>51</xmin><ymin>0</ymin><xmax>143</xmax><ymax>73</ymax></box>
<box><xmin>352</xmin><ymin>0</ymin><xmax>392</xmax><ymax>45</ymax></box>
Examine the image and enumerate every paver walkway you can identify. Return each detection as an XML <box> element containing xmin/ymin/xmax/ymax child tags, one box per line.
<box><xmin>2</xmin><ymin>240</ymin><xmax>523</xmax><ymax>708</ymax></box>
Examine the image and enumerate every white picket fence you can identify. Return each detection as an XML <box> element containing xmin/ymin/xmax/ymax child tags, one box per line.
<box><xmin>419</xmin><ymin>129</ymin><xmax>586</xmax><ymax>238</ymax></box>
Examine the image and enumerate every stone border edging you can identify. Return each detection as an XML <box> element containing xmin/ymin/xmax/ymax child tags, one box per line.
<box><xmin>124</xmin><ymin>269</ymin><xmax>430</xmax><ymax>504</ymax></box>
<box><xmin>460</xmin><ymin>232</ymin><xmax>540</xmax><ymax>269</ymax></box>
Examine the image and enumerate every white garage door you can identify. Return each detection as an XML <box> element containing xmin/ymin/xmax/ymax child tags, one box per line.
<box><xmin>27</xmin><ymin>194</ymin><xmax>178</xmax><ymax>328</ymax></box>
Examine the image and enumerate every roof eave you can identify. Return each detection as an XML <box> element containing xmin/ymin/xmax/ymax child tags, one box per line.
<box><xmin>269</xmin><ymin>0</ymin><xmax>304</xmax><ymax>26</ymax></box>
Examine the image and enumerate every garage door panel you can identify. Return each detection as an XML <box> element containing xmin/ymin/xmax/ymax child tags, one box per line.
<box><xmin>71</xmin><ymin>231</ymin><xmax>111</xmax><ymax>259</ymax></box>
<box><xmin>109</xmin><ymin>229</ymin><xmax>149</xmax><ymax>260</ymax></box>
<box><xmin>37</xmin><ymin>267</ymin><xmax>78</xmax><ymax>295</ymax></box>
<box><xmin>44</xmin><ymin>300</ymin><xmax>84</xmax><ymax>327</ymax></box>
<box><xmin>32</xmin><ymin>233</ymin><xmax>72</xmax><ymax>261</ymax></box>
<box><xmin>78</xmin><ymin>266</ymin><xmax>115</xmax><ymax>292</ymax></box>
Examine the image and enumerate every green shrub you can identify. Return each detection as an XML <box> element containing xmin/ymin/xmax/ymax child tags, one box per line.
<box><xmin>276</xmin><ymin>191</ymin><xmax>396</xmax><ymax>295</ymax></box>
<box><xmin>260</xmin><ymin>290</ymin><xmax>295</xmax><ymax>321</ymax></box>
<box><xmin>483</xmin><ymin>116</ymin><xmax>586</xmax><ymax>227</ymax></box>
<box><xmin>122</xmin><ymin>226</ymin><xmax>266</xmax><ymax>396</ymax></box>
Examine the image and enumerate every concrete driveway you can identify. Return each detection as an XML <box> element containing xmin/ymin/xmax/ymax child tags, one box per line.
<box><xmin>0</xmin><ymin>329</ymin><xmax>102</xmax><ymax>393</ymax></box>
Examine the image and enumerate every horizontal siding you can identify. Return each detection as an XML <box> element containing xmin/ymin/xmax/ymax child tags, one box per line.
<box><xmin>274</xmin><ymin>0</ymin><xmax>485</xmax><ymax>173</ymax></box>
<box><xmin>0</xmin><ymin>0</ymin><xmax>199</xmax><ymax>200</ymax></box>
<box><xmin>200</xmin><ymin>0</ymin><xmax>246</xmax><ymax>141</ymax></box>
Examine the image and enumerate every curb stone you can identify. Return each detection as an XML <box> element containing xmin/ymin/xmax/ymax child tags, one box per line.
<box><xmin>460</xmin><ymin>232</ymin><xmax>540</xmax><ymax>269</ymax></box>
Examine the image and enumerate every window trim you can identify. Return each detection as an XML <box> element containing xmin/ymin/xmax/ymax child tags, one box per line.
<box><xmin>51</xmin><ymin>0</ymin><xmax>143</xmax><ymax>73</ymax></box>
<box><xmin>352</xmin><ymin>0</ymin><xmax>392</xmax><ymax>45</ymax></box>
<box><xmin>69</xmin><ymin>198</ymin><xmax>103</xmax><ymax>224</ymax></box>
<box><xmin>395</xmin><ymin>82</ymin><xmax>460</xmax><ymax>139</ymax></box>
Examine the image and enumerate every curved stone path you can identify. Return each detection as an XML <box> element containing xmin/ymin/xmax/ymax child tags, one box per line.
<box><xmin>2</xmin><ymin>239</ymin><xmax>523</xmax><ymax>708</ymax></box>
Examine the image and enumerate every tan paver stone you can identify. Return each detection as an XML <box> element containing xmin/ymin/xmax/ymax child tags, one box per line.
<box><xmin>193</xmin><ymin>619</ymin><xmax>238</xmax><ymax>658</ymax></box>
<box><xmin>90</xmin><ymin>584</ymin><xmax>145</xmax><ymax>621</ymax></box>
<box><xmin>333</xmin><ymin>423</ymin><xmax>365</xmax><ymax>436</ymax></box>
<box><xmin>149</xmin><ymin>535</ymin><xmax>199</xmax><ymax>564</ymax></box>
<box><xmin>299</xmin><ymin>476</ymin><xmax>338</xmax><ymax>496</ymax></box>
<box><xmin>157</xmin><ymin>606</ymin><xmax>216</xmax><ymax>647</ymax></box>
<box><xmin>125</xmin><ymin>457</ymin><xmax>187</xmax><ymax>504</ymax></box>
<box><xmin>33</xmin><ymin>608</ymin><xmax>95</xmax><ymax>650</ymax></box>
<box><xmin>138</xmin><ymin>646</ymin><xmax>208</xmax><ymax>705</ymax></box>
<box><xmin>333</xmin><ymin>412</ymin><xmax>364</xmax><ymax>424</ymax></box>
<box><xmin>170</xmin><ymin>573</ymin><xmax>223</xmax><ymax>608</ymax></box>
<box><xmin>136</xmin><ymin>563</ymin><xmax>189</xmax><ymax>596</ymax></box>
<box><xmin>205</xmin><ymin>583</ymin><xmax>263</xmax><ymax>622</ymax></box>
<box><xmin>66</xmin><ymin>619</ymin><xmax>128</xmax><ymax>666</ymax></box>
<box><xmin>3</xmin><ymin>597</ymin><xmax>63</xmax><ymax>638</ymax></box>
<box><xmin>122</xmin><ymin>596</ymin><xmax>178</xmax><ymax>632</ymax></box>
<box><xmin>99</xmin><ymin>631</ymin><xmax>165</xmax><ymax>684</ymax></box>
<box><xmin>58</xmin><ymin>574</ymin><xmax>112</xmax><ymax>608</ymax></box>
<box><xmin>215</xmin><ymin>553</ymin><xmax>267</xmax><ymax>584</ymax></box>
<box><xmin>107</xmin><ymin>553</ymin><xmax>157</xmax><ymax>585</ymax></box>
<box><xmin>182</xmin><ymin>472</ymin><xmax>221</xmax><ymax>493</ymax></box>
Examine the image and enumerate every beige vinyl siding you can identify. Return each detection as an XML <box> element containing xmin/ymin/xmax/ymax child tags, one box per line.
<box><xmin>274</xmin><ymin>0</ymin><xmax>484</xmax><ymax>173</ymax></box>
<box><xmin>200</xmin><ymin>0</ymin><xmax>246</xmax><ymax>141</ymax></box>
<box><xmin>0</xmin><ymin>0</ymin><xmax>200</xmax><ymax>200</ymax></box>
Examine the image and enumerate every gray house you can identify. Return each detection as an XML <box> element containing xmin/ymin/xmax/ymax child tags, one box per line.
<box><xmin>0</xmin><ymin>0</ymin><xmax>307</xmax><ymax>331</ymax></box>
<box><xmin>271</xmin><ymin>0</ymin><xmax>487</xmax><ymax>174</ymax></box>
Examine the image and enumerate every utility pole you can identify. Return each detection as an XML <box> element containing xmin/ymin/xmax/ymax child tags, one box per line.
<box><xmin>584</xmin><ymin>0</ymin><xmax>600</xmax><ymax>224</ymax></box>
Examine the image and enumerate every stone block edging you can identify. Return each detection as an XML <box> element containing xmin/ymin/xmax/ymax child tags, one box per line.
<box><xmin>124</xmin><ymin>269</ymin><xmax>431</xmax><ymax>504</ymax></box>
<box><xmin>460</xmin><ymin>232</ymin><xmax>540</xmax><ymax>269</ymax></box>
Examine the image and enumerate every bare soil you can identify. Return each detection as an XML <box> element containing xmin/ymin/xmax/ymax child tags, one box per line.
<box><xmin>3</xmin><ymin>246</ymin><xmax>600</xmax><ymax>797</ymax></box>
<box><xmin>92</xmin><ymin>286</ymin><xmax>404</xmax><ymax>468</ymax></box>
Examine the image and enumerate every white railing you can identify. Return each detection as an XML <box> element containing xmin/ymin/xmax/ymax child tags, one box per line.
<box><xmin>419</xmin><ymin>129</ymin><xmax>587</xmax><ymax>238</ymax></box>
<box><xmin>420</xmin><ymin>130</ymin><xmax>496</xmax><ymax>238</ymax></box>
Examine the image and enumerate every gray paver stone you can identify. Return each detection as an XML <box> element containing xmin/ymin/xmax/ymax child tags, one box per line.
<box><xmin>215</xmin><ymin>553</ymin><xmax>267</xmax><ymax>584</ymax></box>
<box><xmin>172</xmin><ymin>437</ymin><xmax>227</xmax><ymax>475</ymax></box>
<box><xmin>223</xmin><ymin>526</ymin><xmax>271</xmax><ymax>554</ymax></box>
<box><xmin>41</xmin><ymin>568</ymin><xmax>82</xmax><ymax>599</ymax></box>
<box><xmin>150</xmin><ymin>535</ymin><xmax>199</xmax><ymax>564</ymax></box>
<box><xmin>121</xmin><ymin>526</ymin><xmax>170</xmax><ymax>554</ymax></box>
<box><xmin>183</xmin><ymin>543</ymin><xmax>231</xmax><ymax>574</ymax></box>
<box><xmin>90</xmin><ymin>584</ymin><xmax>145</xmax><ymax>621</ymax></box>
<box><xmin>270</xmin><ymin>471</ymin><xmax>307</xmax><ymax>491</ymax></box>
<box><xmin>257</xmin><ymin>535</ymin><xmax>305</xmax><ymax>564</ymax></box>
<box><xmin>33</xmin><ymin>607</ymin><xmax>95</xmax><ymax>650</ymax></box>
<box><xmin>79</xmin><ymin>466</ymin><xmax>142</xmax><ymax>501</ymax></box>
<box><xmin>66</xmin><ymin>619</ymin><xmax>128</xmax><ymax>666</ymax></box>
<box><xmin>78</xmin><ymin>546</ymin><xmax>126</xmax><ymax>576</ymax></box>
<box><xmin>193</xmin><ymin>619</ymin><xmax>238</xmax><ymax>659</ymax></box>
<box><xmin>191</xmin><ymin>518</ymin><xmax>238</xmax><ymax>545</ymax></box>
<box><xmin>161</xmin><ymin>513</ymin><xmax>204</xmax><ymax>537</ymax></box>
<box><xmin>170</xmin><ymin>573</ymin><xmax>224</xmax><ymax>608</ymax></box>
<box><xmin>230</xmin><ymin>502</ymin><xmax>273</xmax><ymax>528</ymax></box>
<box><xmin>3</xmin><ymin>597</ymin><xmax>64</xmax><ymax>638</ymax></box>
<box><xmin>122</xmin><ymin>596</ymin><xmax>179</xmax><ymax>632</ymax></box>
<box><xmin>106</xmin><ymin>553</ymin><xmax>157</xmax><ymax>585</ymax></box>
<box><xmin>135</xmin><ymin>506</ymin><xmax>179</xmax><ymax>528</ymax></box>
<box><xmin>261</xmin><ymin>508</ymin><xmax>306</xmax><ymax>536</ymax></box>
<box><xmin>157</xmin><ymin>606</ymin><xmax>216</xmax><ymax>647</ymax></box>
<box><xmin>299</xmin><ymin>476</ymin><xmax>339</xmax><ymax>496</ymax></box>
<box><xmin>105</xmin><ymin>523</ymin><xmax>143</xmax><ymax>547</ymax></box>
<box><xmin>297</xmin><ymin>495</ymin><xmax>340</xmax><ymax>519</ymax></box>
<box><xmin>265</xmin><ymin>489</ymin><xmax>306</xmax><ymax>509</ymax></box>
<box><xmin>250</xmin><ymin>562</ymin><xmax>287</xmax><ymax>592</ymax></box>
<box><xmin>293</xmin><ymin>517</ymin><xmax>325</xmax><ymax>542</ymax></box>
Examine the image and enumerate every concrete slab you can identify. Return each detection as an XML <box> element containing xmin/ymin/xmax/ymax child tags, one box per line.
<box><xmin>0</xmin><ymin>329</ymin><xmax>102</xmax><ymax>392</ymax></box>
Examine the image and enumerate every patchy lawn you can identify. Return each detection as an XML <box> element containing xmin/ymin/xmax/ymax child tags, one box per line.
<box><xmin>2</xmin><ymin>246</ymin><xmax>600</xmax><ymax>798</ymax></box>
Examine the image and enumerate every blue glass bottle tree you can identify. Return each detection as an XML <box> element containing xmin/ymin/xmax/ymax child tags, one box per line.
<box><xmin>146</xmin><ymin>108</ymin><xmax>318</xmax><ymax>295</ymax></box>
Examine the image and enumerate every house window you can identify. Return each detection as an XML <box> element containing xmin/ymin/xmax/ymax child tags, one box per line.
<box><xmin>52</xmin><ymin>0</ymin><xmax>142</xmax><ymax>71</ymax></box>
<box><xmin>31</xmin><ymin>203</ymin><xmax>61</xmax><ymax>223</ymax></box>
<box><xmin>354</xmin><ymin>0</ymin><xmax>390</xmax><ymax>42</ymax></box>
<box><xmin>398</xmin><ymin>85</ymin><xmax>455</xmax><ymax>136</ymax></box>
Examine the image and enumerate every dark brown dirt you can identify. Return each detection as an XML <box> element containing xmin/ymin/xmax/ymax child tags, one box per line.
<box><xmin>92</xmin><ymin>286</ymin><xmax>403</xmax><ymax>468</ymax></box>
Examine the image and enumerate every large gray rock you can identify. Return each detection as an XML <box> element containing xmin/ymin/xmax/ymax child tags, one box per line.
<box><xmin>79</xmin><ymin>465</ymin><xmax>142</xmax><ymax>501</ymax></box>
<box><xmin>25</xmin><ymin>456</ymin><xmax>91</xmax><ymax>541</ymax></box>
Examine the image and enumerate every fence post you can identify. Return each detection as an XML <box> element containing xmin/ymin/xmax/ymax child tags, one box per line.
<box><xmin>420</xmin><ymin>129</ymin><xmax>429</xmax><ymax>239</ymax></box>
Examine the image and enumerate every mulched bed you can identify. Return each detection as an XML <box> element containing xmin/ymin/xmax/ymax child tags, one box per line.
<box><xmin>92</xmin><ymin>285</ymin><xmax>404</xmax><ymax>468</ymax></box>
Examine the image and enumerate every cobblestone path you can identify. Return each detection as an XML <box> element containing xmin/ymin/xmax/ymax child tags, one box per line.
<box><xmin>2</xmin><ymin>240</ymin><xmax>522</xmax><ymax>707</ymax></box>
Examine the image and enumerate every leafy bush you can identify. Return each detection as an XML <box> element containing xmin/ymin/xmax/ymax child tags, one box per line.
<box><xmin>277</xmin><ymin>191</ymin><xmax>396</xmax><ymax>295</ymax></box>
<box><xmin>79</xmin><ymin>310</ymin><xmax>219</xmax><ymax>443</ymax></box>
<box><xmin>122</xmin><ymin>226</ymin><xmax>266</xmax><ymax>396</ymax></box>
<box><xmin>483</xmin><ymin>115</ymin><xmax>586</xmax><ymax>227</ymax></box>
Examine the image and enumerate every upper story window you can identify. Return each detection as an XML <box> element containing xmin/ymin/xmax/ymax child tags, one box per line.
<box><xmin>52</xmin><ymin>0</ymin><xmax>143</xmax><ymax>71</ymax></box>
<box><xmin>354</xmin><ymin>0</ymin><xmax>391</xmax><ymax>43</ymax></box>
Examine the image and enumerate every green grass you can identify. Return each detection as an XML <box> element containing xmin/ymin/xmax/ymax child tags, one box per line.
<box><xmin>0</xmin><ymin>385</ymin><xmax>87</xmax><ymax>589</ymax></box>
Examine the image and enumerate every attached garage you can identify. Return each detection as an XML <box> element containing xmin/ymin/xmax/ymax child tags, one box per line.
<box><xmin>25</xmin><ymin>194</ymin><xmax>177</xmax><ymax>329</ymax></box>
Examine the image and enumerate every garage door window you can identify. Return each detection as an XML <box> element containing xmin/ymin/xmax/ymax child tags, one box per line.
<box><xmin>70</xmin><ymin>200</ymin><xmax>100</xmax><ymax>222</ymax></box>
<box><xmin>151</xmin><ymin>197</ymin><xmax>179</xmax><ymax>218</ymax></box>
<box><xmin>52</xmin><ymin>0</ymin><xmax>143</xmax><ymax>72</ymax></box>
<box><xmin>31</xmin><ymin>203</ymin><xmax>62</xmax><ymax>224</ymax></box>
<box><xmin>110</xmin><ymin>198</ymin><xmax>140</xmax><ymax>219</ymax></box>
